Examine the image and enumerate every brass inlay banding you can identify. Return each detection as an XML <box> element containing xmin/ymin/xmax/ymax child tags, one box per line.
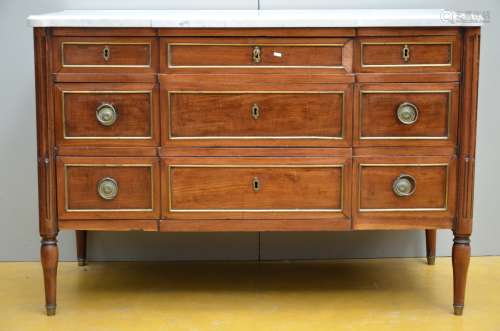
<box><xmin>359</xmin><ymin>90</ymin><xmax>452</xmax><ymax>140</ymax></box>
<box><xmin>167</xmin><ymin>91</ymin><xmax>345</xmax><ymax>140</ymax></box>
<box><xmin>358</xmin><ymin>163</ymin><xmax>449</xmax><ymax>212</ymax></box>
<box><xmin>167</xmin><ymin>43</ymin><xmax>346</xmax><ymax>69</ymax></box>
<box><xmin>168</xmin><ymin>164</ymin><xmax>344</xmax><ymax>213</ymax></box>
<box><xmin>61</xmin><ymin>90</ymin><xmax>153</xmax><ymax>140</ymax></box>
<box><xmin>63</xmin><ymin>164</ymin><xmax>154</xmax><ymax>212</ymax></box>
<box><xmin>61</xmin><ymin>41</ymin><xmax>152</xmax><ymax>68</ymax></box>
<box><xmin>360</xmin><ymin>41</ymin><xmax>453</xmax><ymax>68</ymax></box>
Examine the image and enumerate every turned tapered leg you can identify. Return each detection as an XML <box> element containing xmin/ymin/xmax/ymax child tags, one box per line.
<box><xmin>76</xmin><ymin>230</ymin><xmax>87</xmax><ymax>266</ymax></box>
<box><xmin>452</xmin><ymin>236</ymin><xmax>471</xmax><ymax>316</ymax></box>
<box><xmin>425</xmin><ymin>230</ymin><xmax>436</xmax><ymax>265</ymax></box>
<box><xmin>41</xmin><ymin>237</ymin><xmax>58</xmax><ymax>316</ymax></box>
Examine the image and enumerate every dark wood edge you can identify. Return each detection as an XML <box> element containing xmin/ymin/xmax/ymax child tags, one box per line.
<box><xmin>354</xmin><ymin>218</ymin><xmax>453</xmax><ymax>230</ymax></box>
<box><xmin>159</xmin><ymin>27</ymin><xmax>356</xmax><ymax>37</ymax></box>
<box><xmin>355</xmin><ymin>73</ymin><xmax>461</xmax><ymax>83</ymax></box>
<box><xmin>35</xmin><ymin>27</ymin><xmax>58</xmax><ymax>237</ymax></box>
<box><xmin>58</xmin><ymin>218</ymin><xmax>453</xmax><ymax>232</ymax></box>
<box><xmin>160</xmin><ymin>147</ymin><xmax>352</xmax><ymax>158</ymax></box>
<box><xmin>51</xmin><ymin>27</ymin><xmax>158</xmax><ymax>36</ymax></box>
<box><xmin>159</xmin><ymin>219</ymin><xmax>351</xmax><ymax>232</ymax></box>
<box><xmin>49</xmin><ymin>27</ymin><xmax>462</xmax><ymax>37</ymax></box>
<box><xmin>356</xmin><ymin>27</ymin><xmax>462</xmax><ymax>37</ymax></box>
<box><xmin>54</xmin><ymin>73</ymin><xmax>158</xmax><ymax>83</ymax></box>
<box><xmin>55</xmin><ymin>147</ymin><xmax>458</xmax><ymax>158</ymax></box>
<box><xmin>59</xmin><ymin>220</ymin><xmax>159</xmax><ymax>231</ymax></box>
<box><xmin>455</xmin><ymin>27</ymin><xmax>480</xmax><ymax>236</ymax></box>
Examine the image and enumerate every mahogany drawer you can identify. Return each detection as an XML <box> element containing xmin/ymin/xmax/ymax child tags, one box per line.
<box><xmin>56</xmin><ymin>157</ymin><xmax>160</xmax><ymax>219</ymax></box>
<box><xmin>161</xmin><ymin>37</ymin><xmax>353</xmax><ymax>73</ymax></box>
<box><xmin>353</xmin><ymin>155</ymin><xmax>456</xmax><ymax>229</ymax></box>
<box><xmin>162</xmin><ymin>156</ymin><xmax>351</xmax><ymax>222</ymax></box>
<box><xmin>164</xmin><ymin>84</ymin><xmax>352</xmax><ymax>147</ymax></box>
<box><xmin>356</xmin><ymin>35</ymin><xmax>461</xmax><ymax>72</ymax></box>
<box><xmin>54</xmin><ymin>83</ymin><xmax>159</xmax><ymax>146</ymax></box>
<box><xmin>354</xmin><ymin>83</ymin><xmax>459</xmax><ymax>146</ymax></box>
<box><xmin>52</xmin><ymin>37</ymin><xmax>158</xmax><ymax>73</ymax></box>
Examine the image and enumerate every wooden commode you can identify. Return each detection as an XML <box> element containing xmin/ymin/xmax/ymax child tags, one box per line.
<box><xmin>27</xmin><ymin>9</ymin><xmax>482</xmax><ymax>316</ymax></box>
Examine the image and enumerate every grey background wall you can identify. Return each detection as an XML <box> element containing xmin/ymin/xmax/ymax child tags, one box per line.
<box><xmin>0</xmin><ymin>0</ymin><xmax>498</xmax><ymax>261</ymax></box>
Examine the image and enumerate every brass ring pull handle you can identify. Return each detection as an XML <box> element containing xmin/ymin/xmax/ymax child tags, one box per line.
<box><xmin>392</xmin><ymin>174</ymin><xmax>416</xmax><ymax>197</ymax></box>
<box><xmin>252</xmin><ymin>46</ymin><xmax>262</xmax><ymax>64</ymax></box>
<box><xmin>402</xmin><ymin>44</ymin><xmax>410</xmax><ymax>62</ymax></box>
<box><xmin>103</xmin><ymin>45</ymin><xmax>110</xmax><ymax>62</ymax></box>
<box><xmin>97</xmin><ymin>177</ymin><xmax>118</xmax><ymax>200</ymax></box>
<box><xmin>396</xmin><ymin>102</ymin><xmax>419</xmax><ymax>125</ymax></box>
<box><xmin>251</xmin><ymin>104</ymin><xmax>260</xmax><ymax>120</ymax></box>
<box><xmin>252</xmin><ymin>177</ymin><xmax>261</xmax><ymax>192</ymax></box>
<box><xmin>96</xmin><ymin>103</ymin><xmax>118</xmax><ymax>126</ymax></box>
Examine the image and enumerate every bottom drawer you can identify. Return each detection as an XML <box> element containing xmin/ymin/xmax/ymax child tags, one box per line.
<box><xmin>56</xmin><ymin>157</ymin><xmax>160</xmax><ymax>219</ymax></box>
<box><xmin>163</xmin><ymin>156</ymin><xmax>351</xmax><ymax>222</ymax></box>
<box><xmin>353</xmin><ymin>155</ymin><xmax>456</xmax><ymax>229</ymax></box>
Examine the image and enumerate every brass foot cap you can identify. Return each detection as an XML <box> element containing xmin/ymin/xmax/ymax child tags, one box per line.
<box><xmin>454</xmin><ymin>305</ymin><xmax>464</xmax><ymax>316</ymax></box>
<box><xmin>427</xmin><ymin>256</ymin><xmax>436</xmax><ymax>265</ymax></box>
<box><xmin>78</xmin><ymin>258</ymin><xmax>87</xmax><ymax>266</ymax></box>
<box><xmin>46</xmin><ymin>305</ymin><xmax>56</xmax><ymax>316</ymax></box>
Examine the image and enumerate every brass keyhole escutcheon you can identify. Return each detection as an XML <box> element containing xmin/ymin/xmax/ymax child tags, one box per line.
<box><xmin>103</xmin><ymin>46</ymin><xmax>110</xmax><ymax>62</ymax></box>
<box><xmin>252</xmin><ymin>177</ymin><xmax>261</xmax><ymax>192</ymax></box>
<box><xmin>402</xmin><ymin>44</ymin><xmax>410</xmax><ymax>62</ymax></box>
<box><xmin>251</xmin><ymin>104</ymin><xmax>260</xmax><ymax>120</ymax></box>
<box><xmin>252</xmin><ymin>46</ymin><xmax>262</xmax><ymax>64</ymax></box>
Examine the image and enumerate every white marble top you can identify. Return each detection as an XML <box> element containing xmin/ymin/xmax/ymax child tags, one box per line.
<box><xmin>27</xmin><ymin>9</ymin><xmax>483</xmax><ymax>28</ymax></box>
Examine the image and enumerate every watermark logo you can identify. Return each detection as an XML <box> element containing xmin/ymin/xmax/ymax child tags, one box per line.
<box><xmin>441</xmin><ymin>10</ymin><xmax>490</xmax><ymax>24</ymax></box>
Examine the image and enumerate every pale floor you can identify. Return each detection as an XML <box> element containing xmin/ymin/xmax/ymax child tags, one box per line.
<box><xmin>0</xmin><ymin>257</ymin><xmax>499</xmax><ymax>331</ymax></box>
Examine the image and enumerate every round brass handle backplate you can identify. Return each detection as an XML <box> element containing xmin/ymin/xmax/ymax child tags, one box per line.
<box><xmin>392</xmin><ymin>174</ymin><xmax>416</xmax><ymax>197</ymax></box>
<box><xmin>396</xmin><ymin>102</ymin><xmax>419</xmax><ymax>125</ymax></box>
<box><xmin>96</xmin><ymin>103</ymin><xmax>118</xmax><ymax>126</ymax></box>
<box><xmin>97</xmin><ymin>177</ymin><xmax>118</xmax><ymax>200</ymax></box>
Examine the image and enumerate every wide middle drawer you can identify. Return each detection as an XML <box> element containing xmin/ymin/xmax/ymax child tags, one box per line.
<box><xmin>162</xmin><ymin>156</ymin><xmax>351</xmax><ymax>221</ymax></box>
<box><xmin>164</xmin><ymin>83</ymin><xmax>352</xmax><ymax>147</ymax></box>
<box><xmin>161</xmin><ymin>37</ymin><xmax>353</xmax><ymax>73</ymax></box>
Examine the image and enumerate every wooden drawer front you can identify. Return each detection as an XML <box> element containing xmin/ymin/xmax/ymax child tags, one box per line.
<box><xmin>54</xmin><ymin>84</ymin><xmax>159</xmax><ymax>146</ymax></box>
<box><xmin>53</xmin><ymin>37</ymin><xmax>157</xmax><ymax>72</ymax></box>
<box><xmin>162</xmin><ymin>37</ymin><xmax>352</xmax><ymax>73</ymax></box>
<box><xmin>57</xmin><ymin>157</ymin><xmax>160</xmax><ymax>219</ymax></box>
<box><xmin>355</xmin><ymin>83</ymin><xmax>459</xmax><ymax>146</ymax></box>
<box><xmin>353</xmin><ymin>155</ymin><xmax>456</xmax><ymax>229</ymax></box>
<box><xmin>167</xmin><ymin>87</ymin><xmax>350</xmax><ymax>146</ymax></box>
<box><xmin>162</xmin><ymin>157</ymin><xmax>351</xmax><ymax>221</ymax></box>
<box><xmin>357</xmin><ymin>36</ymin><xmax>460</xmax><ymax>72</ymax></box>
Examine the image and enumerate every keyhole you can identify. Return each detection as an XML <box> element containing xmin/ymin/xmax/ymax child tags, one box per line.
<box><xmin>402</xmin><ymin>44</ymin><xmax>410</xmax><ymax>62</ymax></box>
<box><xmin>252</xmin><ymin>46</ymin><xmax>261</xmax><ymax>64</ymax></box>
<box><xmin>252</xmin><ymin>177</ymin><xmax>260</xmax><ymax>192</ymax></box>
<box><xmin>251</xmin><ymin>104</ymin><xmax>260</xmax><ymax>120</ymax></box>
<box><xmin>103</xmin><ymin>46</ymin><xmax>110</xmax><ymax>62</ymax></box>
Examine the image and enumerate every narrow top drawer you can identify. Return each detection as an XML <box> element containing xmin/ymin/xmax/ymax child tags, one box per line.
<box><xmin>356</xmin><ymin>36</ymin><xmax>461</xmax><ymax>72</ymax></box>
<box><xmin>52</xmin><ymin>37</ymin><xmax>158</xmax><ymax>73</ymax></box>
<box><xmin>161</xmin><ymin>37</ymin><xmax>353</xmax><ymax>73</ymax></box>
